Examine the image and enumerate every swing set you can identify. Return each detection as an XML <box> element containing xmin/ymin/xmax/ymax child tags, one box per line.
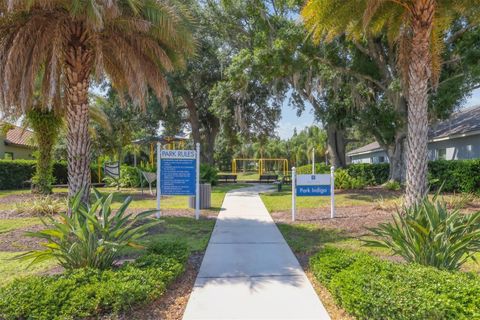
<box><xmin>231</xmin><ymin>158</ymin><xmax>289</xmax><ymax>176</ymax></box>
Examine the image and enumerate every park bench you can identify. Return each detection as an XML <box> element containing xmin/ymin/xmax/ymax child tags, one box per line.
<box><xmin>139</xmin><ymin>170</ymin><xmax>157</xmax><ymax>196</ymax></box>
<box><xmin>218</xmin><ymin>174</ymin><xmax>238</xmax><ymax>183</ymax></box>
<box><xmin>104</xmin><ymin>161</ymin><xmax>120</xmax><ymax>189</ymax></box>
<box><xmin>282</xmin><ymin>175</ymin><xmax>292</xmax><ymax>184</ymax></box>
<box><xmin>259</xmin><ymin>174</ymin><xmax>278</xmax><ymax>183</ymax></box>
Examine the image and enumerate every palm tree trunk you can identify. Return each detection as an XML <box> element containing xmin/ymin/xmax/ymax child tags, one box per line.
<box><xmin>405</xmin><ymin>0</ymin><xmax>435</xmax><ymax>206</ymax></box>
<box><xmin>64</xmin><ymin>22</ymin><xmax>93</xmax><ymax>202</ymax></box>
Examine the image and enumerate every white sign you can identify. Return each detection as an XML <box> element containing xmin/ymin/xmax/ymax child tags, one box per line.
<box><xmin>292</xmin><ymin>167</ymin><xmax>335</xmax><ymax>222</ymax></box>
<box><xmin>160</xmin><ymin>150</ymin><xmax>196</xmax><ymax>159</ymax></box>
<box><xmin>297</xmin><ymin>174</ymin><xmax>331</xmax><ymax>186</ymax></box>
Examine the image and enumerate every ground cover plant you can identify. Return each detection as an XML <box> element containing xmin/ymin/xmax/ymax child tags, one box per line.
<box><xmin>0</xmin><ymin>184</ymin><xmax>234</xmax><ymax>284</ymax></box>
<box><xmin>310</xmin><ymin>247</ymin><xmax>480</xmax><ymax>320</ymax></box>
<box><xmin>0</xmin><ymin>241</ymin><xmax>189</xmax><ymax>320</ymax></box>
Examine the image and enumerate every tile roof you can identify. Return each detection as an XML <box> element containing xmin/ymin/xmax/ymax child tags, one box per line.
<box><xmin>348</xmin><ymin>105</ymin><xmax>480</xmax><ymax>156</ymax></box>
<box><xmin>3</xmin><ymin>124</ymin><xmax>35</xmax><ymax>148</ymax></box>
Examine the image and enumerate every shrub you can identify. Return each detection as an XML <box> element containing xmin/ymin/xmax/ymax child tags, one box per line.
<box><xmin>0</xmin><ymin>160</ymin><xmax>36</xmax><ymax>189</ymax></box>
<box><xmin>295</xmin><ymin>163</ymin><xmax>330</xmax><ymax>174</ymax></box>
<box><xmin>17</xmin><ymin>190</ymin><xmax>159</xmax><ymax>269</ymax></box>
<box><xmin>384</xmin><ymin>180</ymin><xmax>401</xmax><ymax>191</ymax></box>
<box><xmin>428</xmin><ymin>159</ymin><xmax>480</xmax><ymax>193</ymax></box>
<box><xmin>334</xmin><ymin>169</ymin><xmax>366</xmax><ymax>190</ymax></box>
<box><xmin>14</xmin><ymin>196</ymin><xmax>67</xmax><ymax>216</ymax></box>
<box><xmin>346</xmin><ymin>163</ymin><xmax>389</xmax><ymax>186</ymax></box>
<box><xmin>0</xmin><ymin>252</ymin><xmax>187</xmax><ymax>320</ymax></box>
<box><xmin>200</xmin><ymin>164</ymin><xmax>218</xmax><ymax>185</ymax></box>
<box><xmin>295</xmin><ymin>165</ymin><xmax>366</xmax><ymax>189</ymax></box>
<box><xmin>0</xmin><ymin>160</ymin><xmax>100</xmax><ymax>189</ymax></box>
<box><xmin>52</xmin><ymin>161</ymin><xmax>68</xmax><ymax>184</ymax></box>
<box><xmin>310</xmin><ymin>247</ymin><xmax>480</xmax><ymax>320</ymax></box>
<box><xmin>365</xmin><ymin>196</ymin><xmax>480</xmax><ymax>270</ymax></box>
<box><xmin>118</xmin><ymin>165</ymin><xmax>141</xmax><ymax>188</ymax></box>
<box><xmin>147</xmin><ymin>240</ymin><xmax>190</xmax><ymax>264</ymax></box>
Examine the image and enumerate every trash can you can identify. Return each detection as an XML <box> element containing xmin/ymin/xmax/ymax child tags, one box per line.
<box><xmin>275</xmin><ymin>181</ymin><xmax>282</xmax><ymax>192</ymax></box>
<box><xmin>189</xmin><ymin>183</ymin><xmax>212</xmax><ymax>209</ymax></box>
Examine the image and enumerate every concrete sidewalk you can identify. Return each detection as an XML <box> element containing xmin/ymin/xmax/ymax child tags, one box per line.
<box><xmin>183</xmin><ymin>185</ymin><xmax>331</xmax><ymax>319</ymax></box>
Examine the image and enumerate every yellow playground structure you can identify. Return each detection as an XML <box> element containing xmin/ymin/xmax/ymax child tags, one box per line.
<box><xmin>231</xmin><ymin>158</ymin><xmax>289</xmax><ymax>176</ymax></box>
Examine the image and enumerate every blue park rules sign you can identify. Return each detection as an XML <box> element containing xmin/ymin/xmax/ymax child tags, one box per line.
<box><xmin>160</xmin><ymin>150</ymin><xmax>197</xmax><ymax>196</ymax></box>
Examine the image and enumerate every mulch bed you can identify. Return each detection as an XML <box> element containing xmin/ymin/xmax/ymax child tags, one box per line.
<box><xmin>272</xmin><ymin>205</ymin><xmax>393</xmax><ymax>237</ymax></box>
<box><xmin>0</xmin><ymin>224</ymin><xmax>46</xmax><ymax>252</ymax></box>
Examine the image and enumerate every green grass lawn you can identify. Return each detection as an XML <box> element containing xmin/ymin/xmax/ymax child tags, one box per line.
<box><xmin>0</xmin><ymin>218</ymin><xmax>41</xmax><ymax>234</ymax></box>
<box><xmin>260</xmin><ymin>185</ymin><xmax>401</xmax><ymax>212</ymax></box>
<box><xmin>0</xmin><ymin>184</ymin><xmax>248</xmax><ymax>285</ymax></box>
<box><xmin>0</xmin><ymin>184</ymin><xmax>250</xmax><ymax>212</ymax></box>
<box><xmin>106</xmin><ymin>183</ymin><xmax>250</xmax><ymax>210</ymax></box>
<box><xmin>0</xmin><ymin>251</ymin><xmax>57</xmax><ymax>286</ymax></box>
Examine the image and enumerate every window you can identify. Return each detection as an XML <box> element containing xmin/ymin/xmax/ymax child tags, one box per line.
<box><xmin>4</xmin><ymin>152</ymin><xmax>13</xmax><ymax>160</ymax></box>
<box><xmin>467</xmin><ymin>145</ymin><xmax>473</xmax><ymax>159</ymax></box>
<box><xmin>437</xmin><ymin>148</ymin><xmax>446</xmax><ymax>160</ymax></box>
<box><xmin>378</xmin><ymin>156</ymin><xmax>385</xmax><ymax>163</ymax></box>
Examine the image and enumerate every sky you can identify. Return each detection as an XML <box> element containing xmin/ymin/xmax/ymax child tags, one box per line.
<box><xmin>276</xmin><ymin>88</ymin><xmax>480</xmax><ymax>140</ymax></box>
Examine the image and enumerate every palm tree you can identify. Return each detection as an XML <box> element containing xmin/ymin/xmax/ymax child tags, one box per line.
<box><xmin>0</xmin><ymin>1</ymin><xmax>195</xmax><ymax>200</ymax></box>
<box><xmin>302</xmin><ymin>0</ymin><xmax>480</xmax><ymax>206</ymax></box>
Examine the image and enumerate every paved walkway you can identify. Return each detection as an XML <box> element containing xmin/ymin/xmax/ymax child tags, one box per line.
<box><xmin>183</xmin><ymin>185</ymin><xmax>331</xmax><ymax>319</ymax></box>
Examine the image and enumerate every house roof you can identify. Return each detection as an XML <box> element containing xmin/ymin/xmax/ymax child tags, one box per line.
<box><xmin>347</xmin><ymin>142</ymin><xmax>382</xmax><ymax>156</ymax></box>
<box><xmin>348</xmin><ymin>105</ymin><xmax>480</xmax><ymax>156</ymax></box>
<box><xmin>2</xmin><ymin>124</ymin><xmax>35</xmax><ymax>148</ymax></box>
<box><xmin>430</xmin><ymin>105</ymin><xmax>480</xmax><ymax>139</ymax></box>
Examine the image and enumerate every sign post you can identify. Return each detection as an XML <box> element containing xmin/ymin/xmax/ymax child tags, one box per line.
<box><xmin>157</xmin><ymin>147</ymin><xmax>199</xmax><ymax>220</ymax></box>
<box><xmin>292</xmin><ymin>167</ymin><xmax>296</xmax><ymax>221</ymax></box>
<box><xmin>312</xmin><ymin>148</ymin><xmax>315</xmax><ymax>175</ymax></box>
<box><xmin>195</xmin><ymin>143</ymin><xmax>200</xmax><ymax>220</ymax></box>
<box><xmin>292</xmin><ymin>166</ymin><xmax>335</xmax><ymax>221</ymax></box>
<box><xmin>156</xmin><ymin>142</ymin><xmax>161</xmax><ymax>218</ymax></box>
<box><xmin>330</xmin><ymin>166</ymin><xmax>335</xmax><ymax>218</ymax></box>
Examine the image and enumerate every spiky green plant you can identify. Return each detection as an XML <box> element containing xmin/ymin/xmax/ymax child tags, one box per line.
<box><xmin>365</xmin><ymin>196</ymin><xmax>480</xmax><ymax>270</ymax></box>
<box><xmin>17</xmin><ymin>190</ymin><xmax>159</xmax><ymax>269</ymax></box>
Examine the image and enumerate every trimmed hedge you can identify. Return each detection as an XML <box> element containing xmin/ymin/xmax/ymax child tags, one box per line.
<box><xmin>428</xmin><ymin>160</ymin><xmax>480</xmax><ymax>193</ymax></box>
<box><xmin>0</xmin><ymin>160</ymin><xmax>35</xmax><ymax>189</ymax></box>
<box><xmin>297</xmin><ymin>160</ymin><xmax>480</xmax><ymax>192</ymax></box>
<box><xmin>296</xmin><ymin>164</ymin><xmax>367</xmax><ymax>190</ymax></box>
<box><xmin>296</xmin><ymin>163</ymin><xmax>330</xmax><ymax>174</ymax></box>
<box><xmin>346</xmin><ymin>163</ymin><xmax>389</xmax><ymax>186</ymax></box>
<box><xmin>0</xmin><ymin>241</ymin><xmax>188</xmax><ymax>320</ymax></box>
<box><xmin>310</xmin><ymin>247</ymin><xmax>480</xmax><ymax>320</ymax></box>
<box><xmin>296</xmin><ymin>163</ymin><xmax>389</xmax><ymax>186</ymax></box>
<box><xmin>0</xmin><ymin>160</ymin><xmax>101</xmax><ymax>189</ymax></box>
